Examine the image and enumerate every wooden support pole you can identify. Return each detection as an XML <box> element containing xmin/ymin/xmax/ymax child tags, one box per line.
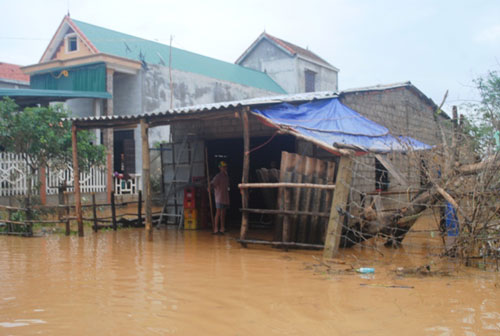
<box><xmin>92</xmin><ymin>193</ymin><xmax>98</xmax><ymax>233</ymax></box>
<box><xmin>39</xmin><ymin>166</ymin><xmax>47</xmax><ymax>205</ymax></box>
<box><xmin>239</xmin><ymin>108</ymin><xmax>250</xmax><ymax>244</ymax></box>
<box><xmin>282</xmin><ymin>187</ymin><xmax>292</xmax><ymax>243</ymax></box>
<box><xmin>65</xmin><ymin>192</ymin><xmax>70</xmax><ymax>236</ymax></box>
<box><xmin>111</xmin><ymin>191</ymin><xmax>117</xmax><ymax>230</ymax></box>
<box><xmin>141</xmin><ymin>119</ymin><xmax>153</xmax><ymax>241</ymax></box>
<box><xmin>138</xmin><ymin>190</ymin><xmax>143</xmax><ymax>227</ymax></box>
<box><xmin>205</xmin><ymin>147</ymin><xmax>215</xmax><ymax>228</ymax></box>
<box><xmin>323</xmin><ymin>155</ymin><xmax>353</xmax><ymax>258</ymax></box>
<box><xmin>71</xmin><ymin>124</ymin><xmax>84</xmax><ymax>237</ymax></box>
<box><xmin>238</xmin><ymin>182</ymin><xmax>336</xmax><ymax>190</ymax></box>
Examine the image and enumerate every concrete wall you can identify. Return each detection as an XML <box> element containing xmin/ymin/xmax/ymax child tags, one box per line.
<box><xmin>142</xmin><ymin>65</ymin><xmax>277</xmax><ymax>112</ymax></box>
<box><xmin>297</xmin><ymin>58</ymin><xmax>338</xmax><ymax>92</ymax></box>
<box><xmin>113</xmin><ymin>72</ymin><xmax>142</xmax><ymax>116</ymax></box>
<box><xmin>66</xmin><ymin>98</ymin><xmax>94</xmax><ymax>118</ymax></box>
<box><xmin>143</xmin><ymin>64</ymin><xmax>279</xmax><ymax>146</ymax></box>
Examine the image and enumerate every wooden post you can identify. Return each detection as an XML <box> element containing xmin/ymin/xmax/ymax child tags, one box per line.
<box><xmin>92</xmin><ymin>193</ymin><xmax>98</xmax><ymax>232</ymax></box>
<box><xmin>105</xmin><ymin>68</ymin><xmax>115</xmax><ymax>204</ymax></box>
<box><xmin>205</xmin><ymin>147</ymin><xmax>215</xmax><ymax>228</ymax></box>
<box><xmin>71</xmin><ymin>124</ymin><xmax>84</xmax><ymax>237</ymax></box>
<box><xmin>323</xmin><ymin>155</ymin><xmax>353</xmax><ymax>258</ymax></box>
<box><xmin>138</xmin><ymin>190</ymin><xmax>143</xmax><ymax>227</ymax></box>
<box><xmin>141</xmin><ymin>119</ymin><xmax>153</xmax><ymax>241</ymax></box>
<box><xmin>239</xmin><ymin>108</ymin><xmax>250</xmax><ymax>244</ymax></box>
<box><xmin>65</xmin><ymin>193</ymin><xmax>70</xmax><ymax>236</ymax></box>
<box><xmin>282</xmin><ymin>187</ymin><xmax>292</xmax><ymax>243</ymax></box>
<box><xmin>111</xmin><ymin>191</ymin><xmax>117</xmax><ymax>231</ymax></box>
<box><xmin>39</xmin><ymin>166</ymin><xmax>47</xmax><ymax>205</ymax></box>
<box><xmin>7</xmin><ymin>209</ymin><xmax>12</xmax><ymax>234</ymax></box>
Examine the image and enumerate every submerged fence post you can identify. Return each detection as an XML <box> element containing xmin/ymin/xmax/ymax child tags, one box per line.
<box><xmin>323</xmin><ymin>155</ymin><xmax>353</xmax><ymax>259</ymax></box>
<box><xmin>71</xmin><ymin>124</ymin><xmax>84</xmax><ymax>237</ymax></box>
<box><xmin>138</xmin><ymin>190</ymin><xmax>143</xmax><ymax>227</ymax></box>
<box><xmin>92</xmin><ymin>193</ymin><xmax>98</xmax><ymax>233</ymax></box>
<box><xmin>141</xmin><ymin>119</ymin><xmax>153</xmax><ymax>241</ymax></box>
<box><xmin>65</xmin><ymin>193</ymin><xmax>70</xmax><ymax>236</ymax></box>
<box><xmin>111</xmin><ymin>191</ymin><xmax>117</xmax><ymax>231</ymax></box>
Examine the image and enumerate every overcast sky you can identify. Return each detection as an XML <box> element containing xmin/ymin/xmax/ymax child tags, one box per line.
<box><xmin>1</xmin><ymin>0</ymin><xmax>499</xmax><ymax>111</ymax></box>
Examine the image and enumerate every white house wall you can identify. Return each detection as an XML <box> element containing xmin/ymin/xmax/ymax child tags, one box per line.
<box><xmin>238</xmin><ymin>39</ymin><xmax>298</xmax><ymax>94</ymax></box>
<box><xmin>296</xmin><ymin>58</ymin><xmax>338</xmax><ymax>92</ymax></box>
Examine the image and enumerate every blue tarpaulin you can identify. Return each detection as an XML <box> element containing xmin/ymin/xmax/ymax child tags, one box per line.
<box><xmin>252</xmin><ymin>98</ymin><xmax>432</xmax><ymax>153</ymax></box>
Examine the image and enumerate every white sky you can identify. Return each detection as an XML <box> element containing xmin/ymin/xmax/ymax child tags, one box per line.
<box><xmin>1</xmin><ymin>0</ymin><xmax>499</xmax><ymax>112</ymax></box>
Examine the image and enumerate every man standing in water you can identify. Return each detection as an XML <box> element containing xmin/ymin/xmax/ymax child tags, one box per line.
<box><xmin>210</xmin><ymin>161</ymin><xmax>230</xmax><ymax>234</ymax></box>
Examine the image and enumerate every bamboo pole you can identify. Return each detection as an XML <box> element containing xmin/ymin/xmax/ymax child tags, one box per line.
<box><xmin>92</xmin><ymin>193</ymin><xmax>98</xmax><ymax>233</ymax></box>
<box><xmin>323</xmin><ymin>155</ymin><xmax>353</xmax><ymax>258</ymax></box>
<box><xmin>239</xmin><ymin>182</ymin><xmax>336</xmax><ymax>190</ymax></box>
<box><xmin>71</xmin><ymin>124</ymin><xmax>84</xmax><ymax>237</ymax></box>
<box><xmin>205</xmin><ymin>147</ymin><xmax>215</xmax><ymax>228</ymax></box>
<box><xmin>65</xmin><ymin>192</ymin><xmax>70</xmax><ymax>236</ymax></box>
<box><xmin>138</xmin><ymin>190</ymin><xmax>143</xmax><ymax>227</ymax></box>
<box><xmin>236</xmin><ymin>239</ymin><xmax>324</xmax><ymax>250</ymax></box>
<box><xmin>240</xmin><ymin>208</ymin><xmax>330</xmax><ymax>217</ymax></box>
<box><xmin>141</xmin><ymin>119</ymin><xmax>153</xmax><ymax>241</ymax></box>
<box><xmin>239</xmin><ymin>108</ymin><xmax>250</xmax><ymax>244</ymax></box>
<box><xmin>111</xmin><ymin>191</ymin><xmax>117</xmax><ymax>230</ymax></box>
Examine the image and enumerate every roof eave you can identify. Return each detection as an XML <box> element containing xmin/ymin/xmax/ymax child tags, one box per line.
<box><xmin>296</xmin><ymin>54</ymin><xmax>339</xmax><ymax>72</ymax></box>
<box><xmin>22</xmin><ymin>53</ymin><xmax>142</xmax><ymax>76</ymax></box>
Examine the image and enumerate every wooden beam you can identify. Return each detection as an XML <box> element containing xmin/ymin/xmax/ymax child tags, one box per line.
<box><xmin>374</xmin><ymin>154</ymin><xmax>408</xmax><ymax>187</ymax></box>
<box><xmin>141</xmin><ymin>119</ymin><xmax>153</xmax><ymax>241</ymax></box>
<box><xmin>71</xmin><ymin>124</ymin><xmax>84</xmax><ymax>237</ymax></box>
<box><xmin>323</xmin><ymin>155</ymin><xmax>353</xmax><ymax>258</ymax></box>
<box><xmin>238</xmin><ymin>182</ymin><xmax>336</xmax><ymax>189</ymax></box>
<box><xmin>239</xmin><ymin>108</ymin><xmax>251</xmax><ymax>244</ymax></box>
<box><xmin>240</xmin><ymin>208</ymin><xmax>330</xmax><ymax>218</ymax></box>
<box><xmin>236</xmin><ymin>239</ymin><xmax>324</xmax><ymax>250</ymax></box>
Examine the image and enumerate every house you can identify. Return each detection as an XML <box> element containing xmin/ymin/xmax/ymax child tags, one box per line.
<box><xmin>18</xmin><ymin>16</ymin><xmax>340</xmax><ymax>201</ymax></box>
<box><xmin>235</xmin><ymin>32</ymin><xmax>339</xmax><ymax>94</ymax></box>
<box><xmin>0</xmin><ymin>63</ymin><xmax>30</xmax><ymax>89</ymax></box>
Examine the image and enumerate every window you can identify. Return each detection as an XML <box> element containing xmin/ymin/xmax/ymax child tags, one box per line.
<box><xmin>66</xmin><ymin>35</ymin><xmax>78</xmax><ymax>52</ymax></box>
<box><xmin>305</xmin><ymin>70</ymin><xmax>316</xmax><ymax>92</ymax></box>
<box><xmin>375</xmin><ymin>158</ymin><xmax>390</xmax><ymax>192</ymax></box>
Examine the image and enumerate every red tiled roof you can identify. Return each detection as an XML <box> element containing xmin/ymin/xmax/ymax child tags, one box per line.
<box><xmin>263</xmin><ymin>33</ymin><xmax>333</xmax><ymax>68</ymax></box>
<box><xmin>0</xmin><ymin>63</ymin><xmax>30</xmax><ymax>83</ymax></box>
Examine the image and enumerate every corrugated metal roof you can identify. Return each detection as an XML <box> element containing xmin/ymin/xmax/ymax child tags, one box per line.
<box><xmin>71</xmin><ymin>91</ymin><xmax>338</xmax><ymax>126</ymax></box>
<box><xmin>71</xmin><ymin>19</ymin><xmax>286</xmax><ymax>94</ymax></box>
<box><xmin>71</xmin><ymin>81</ymin><xmax>444</xmax><ymax>126</ymax></box>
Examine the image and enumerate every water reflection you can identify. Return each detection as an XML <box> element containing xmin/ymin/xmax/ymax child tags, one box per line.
<box><xmin>0</xmin><ymin>226</ymin><xmax>498</xmax><ymax>335</ymax></box>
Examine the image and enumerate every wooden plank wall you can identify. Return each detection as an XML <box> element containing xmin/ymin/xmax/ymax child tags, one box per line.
<box><xmin>274</xmin><ymin>151</ymin><xmax>336</xmax><ymax>244</ymax></box>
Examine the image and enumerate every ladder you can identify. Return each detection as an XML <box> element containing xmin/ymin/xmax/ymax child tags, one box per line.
<box><xmin>157</xmin><ymin>134</ymin><xmax>202</xmax><ymax>229</ymax></box>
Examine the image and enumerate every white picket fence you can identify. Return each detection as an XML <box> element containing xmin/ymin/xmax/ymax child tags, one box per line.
<box><xmin>0</xmin><ymin>152</ymin><xmax>139</xmax><ymax>197</ymax></box>
<box><xmin>0</xmin><ymin>153</ymin><xmax>39</xmax><ymax>196</ymax></box>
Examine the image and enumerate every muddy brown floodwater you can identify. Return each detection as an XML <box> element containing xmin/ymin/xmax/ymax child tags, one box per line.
<box><xmin>0</xmin><ymin>215</ymin><xmax>499</xmax><ymax>335</ymax></box>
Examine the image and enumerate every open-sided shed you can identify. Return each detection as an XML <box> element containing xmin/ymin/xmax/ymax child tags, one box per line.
<box><xmin>71</xmin><ymin>89</ymin><xmax>435</xmax><ymax>257</ymax></box>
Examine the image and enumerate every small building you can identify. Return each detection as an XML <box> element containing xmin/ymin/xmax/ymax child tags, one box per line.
<box><xmin>72</xmin><ymin>82</ymin><xmax>446</xmax><ymax>247</ymax></box>
<box><xmin>0</xmin><ymin>63</ymin><xmax>30</xmax><ymax>89</ymax></box>
<box><xmin>236</xmin><ymin>32</ymin><xmax>339</xmax><ymax>94</ymax></box>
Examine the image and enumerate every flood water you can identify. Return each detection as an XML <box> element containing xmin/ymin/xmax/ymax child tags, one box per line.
<box><xmin>0</xmin><ymin>216</ymin><xmax>499</xmax><ymax>335</ymax></box>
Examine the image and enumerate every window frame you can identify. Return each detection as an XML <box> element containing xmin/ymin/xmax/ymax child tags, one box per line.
<box><xmin>65</xmin><ymin>34</ymin><xmax>79</xmax><ymax>53</ymax></box>
<box><xmin>304</xmin><ymin>69</ymin><xmax>316</xmax><ymax>92</ymax></box>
